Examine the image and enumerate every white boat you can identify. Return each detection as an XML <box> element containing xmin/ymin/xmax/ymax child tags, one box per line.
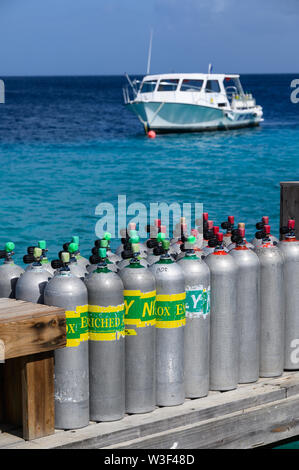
<box><xmin>123</xmin><ymin>72</ymin><xmax>263</xmax><ymax>134</ymax></box>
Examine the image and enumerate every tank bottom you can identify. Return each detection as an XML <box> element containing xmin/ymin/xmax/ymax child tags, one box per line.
<box><xmin>210</xmin><ymin>384</ymin><xmax>237</xmax><ymax>392</ymax></box>
<box><xmin>55</xmin><ymin>400</ymin><xmax>89</xmax><ymax>430</ymax></box>
<box><xmin>238</xmin><ymin>376</ymin><xmax>259</xmax><ymax>384</ymax></box>
<box><xmin>259</xmin><ymin>371</ymin><xmax>283</xmax><ymax>378</ymax></box>
<box><xmin>185</xmin><ymin>380</ymin><xmax>209</xmax><ymax>399</ymax></box>
<box><xmin>91</xmin><ymin>413</ymin><xmax>125</xmax><ymax>422</ymax></box>
<box><xmin>156</xmin><ymin>385</ymin><xmax>185</xmax><ymax>407</ymax></box>
<box><xmin>126</xmin><ymin>405</ymin><xmax>156</xmax><ymax>415</ymax></box>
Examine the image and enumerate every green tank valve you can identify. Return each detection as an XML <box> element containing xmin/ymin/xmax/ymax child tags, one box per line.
<box><xmin>162</xmin><ymin>239</ymin><xmax>170</xmax><ymax>251</ymax></box>
<box><xmin>129</xmin><ymin>229</ymin><xmax>138</xmax><ymax>238</ymax></box>
<box><xmin>33</xmin><ymin>247</ymin><xmax>43</xmax><ymax>258</ymax></box>
<box><xmin>68</xmin><ymin>242</ymin><xmax>78</xmax><ymax>254</ymax></box>
<box><xmin>100</xmin><ymin>239</ymin><xmax>109</xmax><ymax>248</ymax></box>
<box><xmin>72</xmin><ymin>236</ymin><xmax>80</xmax><ymax>245</ymax></box>
<box><xmin>103</xmin><ymin>232</ymin><xmax>112</xmax><ymax>241</ymax></box>
<box><xmin>61</xmin><ymin>252</ymin><xmax>70</xmax><ymax>264</ymax></box>
<box><xmin>38</xmin><ymin>240</ymin><xmax>47</xmax><ymax>250</ymax></box>
<box><xmin>187</xmin><ymin>236</ymin><xmax>196</xmax><ymax>244</ymax></box>
<box><xmin>99</xmin><ymin>248</ymin><xmax>107</xmax><ymax>259</ymax></box>
<box><xmin>157</xmin><ymin>232</ymin><xmax>166</xmax><ymax>242</ymax></box>
<box><xmin>5</xmin><ymin>242</ymin><xmax>15</xmax><ymax>252</ymax></box>
<box><xmin>130</xmin><ymin>235</ymin><xmax>140</xmax><ymax>244</ymax></box>
<box><xmin>131</xmin><ymin>243</ymin><xmax>140</xmax><ymax>254</ymax></box>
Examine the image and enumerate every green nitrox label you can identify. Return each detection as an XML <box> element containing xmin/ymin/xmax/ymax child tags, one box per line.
<box><xmin>155</xmin><ymin>292</ymin><xmax>186</xmax><ymax>328</ymax></box>
<box><xmin>185</xmin><ymin>285</ymin><xmax>210</xmax><ymax>318</ymax></box>
<box><xmin>124</xmin><ymin>290</ymin><xmax>156</xmax><ymax>332</ymax></box>
<box><xmin>65</xmin><ymin>305</ymin><xmax>88</xmax><ymax>347</ymax></box>
<box><xmin>88</xmin><ymin>304</ymin><xmax>125</xmax><ymax>341</ymax></box>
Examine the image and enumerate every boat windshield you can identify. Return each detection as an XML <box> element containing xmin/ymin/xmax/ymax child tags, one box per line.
<box><xmin>223</xmin><ymin>77</ymin><xmax>244</xmax><ymax>99</ymax></box>
<box><xmin>157</xmin><ymin>79</ymin><xmax>179</xmax><ymax>91</ymax></box>
<box><xmin>140</xmin><ymin>80</ymin><xmax>157</xmax><ymax>93</ymax></box>
<box><xmin>180</xmin><ymin>79</ymin><xmax>204</xmax><ymax>92</ymax></box>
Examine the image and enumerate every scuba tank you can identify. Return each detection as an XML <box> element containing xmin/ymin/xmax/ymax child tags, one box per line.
<box><xmin>118</xmin><ymin>235</ymin><xmax>156</xmax><ymax>414</ymax></box>
<box><xmin>25</xmin><ymin>240</ymin><xmax>55</xmax><ymax>275</ymax></box>
<box><xmin>116</xmin><ymin>223</ymin><xmax>147</xmax><ymax>258</ymax></box>
<box><xmin>117</xmin><ymin>230</ymin><xmax>149</xmax><ymax>270</ymax></box>
<box><xmin>58</xmin><ymin>242</ymin><xmax>88</xmax><ymax>279</ymax></box>
<box><xmin>227</xmin><ymin>223</ymin><xmax>254</xmax><ymax>251</ymax></box>
<box><xmin>63</xmin><ymin>236</ymin><xmax>89</xmax><ymax>269</ymax></box>
<box><xmin>205</xmin><ymin>232</ymin><xmax>238</xmax><ymax>391</ymax></box>
<box><xmin>87</xmin><ymin>238</ymin><xmax>118</xmax><ymax>274</ymax></box>
<box><xmin>16</xmin><ymin>247</ymin><xmax>52</xmax><ymax>303</ymax></box>
<box><xmin>0</xmin><ymin>242</ymin><xmax>24</xmax><ymax>298</ymax></box>
<box><xmin>85</xmin><ymin>248</ymin><xmax>125</xmax><ymax>422</ymax></box>
<box><xmin>230</xmin><ymin>227</ymin><xmax>260</xmax><ymax>383</ymax></box>
<box><xmin>251</xmin><ymin>216</ymin><xmax>279</xmax><ymax>247</ymax></box>
<box><xmin>254</xmin><ymin>224</ymin><xmax>284</xmax><ymax>377</ymax></box>
<box><xmin>278</xmin><ymin>219</ymin><xmax>299</xmax><ymax>370</ymax></box>
<box><xmin>149</xmin><ymin>238</ymin><xmax>186</xmax><ymax>406</ymax></box>
<box><xmin>177</xmin><ymin>236</ymin><xmax>210</xmax><ymax>398</ymax></box>
<box><xmin>221</xmin><ymin>216</ymin><xmax>235</xmax><ymax>248</ymax></box>
<box><xmin>44</xmin><ymin>252</ymin><xmax>89</xmax><ymax>429</ymax></box>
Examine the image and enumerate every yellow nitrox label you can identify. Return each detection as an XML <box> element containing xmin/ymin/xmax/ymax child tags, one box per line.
<box><xmin>65</xmin><ymin>304</ymin><xmax>88</xmax><ymax>347</ymax></box>
<box><xmin>124</xmin><ymin>290</ymin><xmax>156</xmax><ymax>330</ymax></box>
<box><xmin>155</xmin><ymin>292</ymin><xmax>186</xmax><ymax>328</ymax></box>
<box><xmin>88</xmin><ymin>304</ymin><xmax>125</xmax><ymax>341</ymax></box>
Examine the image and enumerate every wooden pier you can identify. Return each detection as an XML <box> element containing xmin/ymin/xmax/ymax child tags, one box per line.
<box><xmin>0</xmin><ymin>371</ymin><xmax>299</xmax><ymax>449</ymax></box>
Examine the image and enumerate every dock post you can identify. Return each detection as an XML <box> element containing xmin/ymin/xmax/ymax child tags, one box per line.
<box><xmin>280</xmin><ymin>182</ymin><xmax>299</xmax><ymax>240</ymax></box>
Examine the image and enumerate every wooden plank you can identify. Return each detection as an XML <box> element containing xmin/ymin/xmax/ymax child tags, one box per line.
<box><xmin>4</xmin><ymin>381</ymin><xmax>287</xmax><ymax>449</ymax></box>
<box><xmin>104</xmin><ymin>394</ymin><xmax>299</xmax><ymax>449</ymax></box>
<box><xmin>0</xmin><ymin>311</ymin><xmax>66</xmax><ymax>359</ymax></box>
<box><xmin>2</xmin><ymin>358</ymin><xmax>23</xmax><ymax>426</ymax></box>
<box><xmin>280</xmin><ymin>181</ymin><xmax>299</xmax><ymax>240</ymax></box>
<box><xmin>0</xmin><ymin>302</ymin><xmax>65</xmax><ymax>322</ymax></box>
<box><xmin>21</xmin><ymin>351</ymin><xmax>55</xmax><ymax>441</ymax></box>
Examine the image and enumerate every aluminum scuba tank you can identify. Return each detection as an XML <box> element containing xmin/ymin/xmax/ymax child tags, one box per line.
<box><xmin>118</xmin><ymin>235</ymin><xmax>156</xmax><ymax>414</ymax></box>
<box><xmin>227</xmin><ymin>223</ymin><xmax>254</xmax><ymax>251</ymax></box>
<box><xmin>177</xmin><ymin>236</ymin><xmax>210</xmax><ymax>398</ymax></box>
<box><xmin>254</xmin><ymin>224</ymin><xmax>284</xmax><ymax>377</ymax></box>
<box><xmin>251</xmin><ymin>216</ymin><xmax>279</xmax><ymax>247</ymax></box>
<box><xmin>205</xmin><ymin>232</ymin><xmax>238</xmax><ymax>391</ymax></box>
<box><xmin>84</xmin><ymin>247</ymin><xmax>125</xmax><ymax>422</ymax></box>
<box><xmin>221</xmin><ymin>216</ymin><xmax>235</xmax><ymax>248</ymax></box>
<box><xmin>44</xmin><ymin>252</ymin><xmax>89</xmax><ymax>429</ymax></box>
<box><xmin>25</xmin><ymin>240</ymin><xmax>55</xmax><ymax>275</ymax></box>
<box><xmin>0</xmin><ymin>242</ymin><xmax>24</xmax><ymax>298</ymax></box>
<box><xmin>149</xmin><ymin>238</ymin><xmax>186</xmax><ymax>406</ymax></box>
<box><xmin>87</xmin><ymin>238</ymin><xmax>118</xmax><ymax>274</ymax></box>
<box><xmin>230</xmin><ymin>227</ymin><xmax>260</xmax><ymax>383</ymax></box>
<box><xmin>278</xmin><ymin>219</ymin><xmax>299</xmax><ymax>370</ymax></box>
<box><xmin>16</xmin><ymin>247</ymin><xmax>52</xmax><ymax>303</ymax></box>
<box><xmin>63</xmin><ymin>236</ymin><xmax>89</xmax><ymax>269</ymax></box>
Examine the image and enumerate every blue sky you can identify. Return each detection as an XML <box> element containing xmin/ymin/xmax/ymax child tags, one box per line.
<box><xmin>0</xmin><ymin>0</ymin><xmax>298</xmax><ymax>75</ymax></box>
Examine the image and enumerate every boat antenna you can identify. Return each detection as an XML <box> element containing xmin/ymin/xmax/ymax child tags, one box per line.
<box><xmin>208</xmin><ymin>63</ymin><xmax>213</xmax><ymax>74</ymax></box>
<box><xmin>146</xmin><ymin>29</ymin><xmax>153</xmax><ymax>75</ymax></box>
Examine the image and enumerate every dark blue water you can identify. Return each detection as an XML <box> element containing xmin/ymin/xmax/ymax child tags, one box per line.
<box><xmin>0</xmin><ymin>75</ymin><xmax>298</xmax><ymax>264</ymax></box>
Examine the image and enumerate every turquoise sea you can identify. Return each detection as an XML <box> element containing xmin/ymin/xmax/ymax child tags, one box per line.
<box><xmin>0</xmin><ymin>74</ymin><xmax>298</xmax><ymax>264</ymax></box>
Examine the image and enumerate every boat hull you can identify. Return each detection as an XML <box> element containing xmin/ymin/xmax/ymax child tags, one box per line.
<box><xmin>126</xmin><ymin>101</ymin><xmax>262</xmax><ymax>134</ymax></box>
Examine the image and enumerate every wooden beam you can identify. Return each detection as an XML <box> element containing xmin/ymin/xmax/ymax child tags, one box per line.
<box><xmin>21</xmin><ymin>352</ymin><xmax>55</xmax><ymax>441</ymax></box>
<box><xmin>0</xmin><ymin>301</ymin><xmax>66</xmax><ymax>360</ymax></box>
<box><xmin>280</xmin><ymin>182</ymin><xmax>299</xmax><ymax>240</ymax></box>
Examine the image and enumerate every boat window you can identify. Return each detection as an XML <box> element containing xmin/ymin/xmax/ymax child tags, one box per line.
<box><xmin>180</xmin><ymin>79</ymin><xmax>204</xmax><ymax>92</ymax></box>
<box><xmin>157</xmin><ymin>79</ymin><xmax>179</xmax><ymax>91</ymax></box>
<box><xmin>140</xmin><ymin>81</ymin><xmax>157</xmax><ymax>93</ymax></box>
<box><xmin>205</xmin><ymin>80</ymin><xmax>221</xmax><ymax>93</ymax></box>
